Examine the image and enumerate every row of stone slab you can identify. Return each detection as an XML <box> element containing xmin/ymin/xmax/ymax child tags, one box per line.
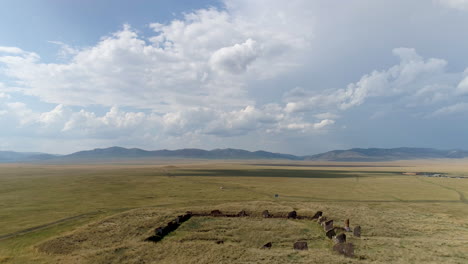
<box><xmin>262</xmin><ymin>241</ymin><xmax>309</xmax><ymax>250</ymax></box>
<box><xmin>191</xmin><ymin>210</ymin><xmax>250</xmax><ymax>217</ymax></box>
<box><xmin>145</xmin><ymin>209</ymin><xmax>362</xmax><ymax>258</ymax></box>
<box><xmin>259</xmin><ymin>211</ymin><xmax>360</xmax><ymax>257</ymax></box>
<box><xmin>145</xmin><ymin>212</ymin><xmax>192</xmax><ymax>242</ymax></box>
<box><xmin>145</xmin><ymin>209</ymin><xmax>323</xmax><ymax>243</ymax></box>
<box><xmin>316</xmin><ymin>214</ymin><xmax>361</xmax><ymax>258</ymax></box>
<box><xmin>317</xmin><ymin>216</ymin><xmax>361</xmax><ymax>238</ymax></box>
<box><xmin>192</xmin><ymin>209</ymin><xmax>324</xmax><ymax>220</ymax></box>
<box><xmin>260</xmin><ymin>235</ymin><xmax>353</xmax><ymax>255</ymax></box>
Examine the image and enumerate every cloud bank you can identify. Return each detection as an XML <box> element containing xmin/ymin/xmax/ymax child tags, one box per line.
<box><xmin>1</xmin><ymin>0</ymin><xmax>468</xmax><ymax>154</ymax></box>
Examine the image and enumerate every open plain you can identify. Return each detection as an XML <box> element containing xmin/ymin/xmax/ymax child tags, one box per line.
<box><xmin>0</xmin><ymin>159</ymin><xmax>467</xmax><ymax>263</ymax></box>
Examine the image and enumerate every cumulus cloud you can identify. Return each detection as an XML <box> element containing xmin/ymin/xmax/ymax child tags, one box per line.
<box><xmin>0</xmin><ymin>46</ymin><xmax>24</xmax><ymax>54</ymax></box>
<box><xmin>0</xmin><ymin>1</ymin><xmax>325</xmax><ymax>151</ymax></box>
<box><xmin>48</xmin><ymin>41</ymin><xmax>79</xmax><ymax>59</ymax></box>
<box><xmin>2</xmin><ymin>1</ymin><xmax>468</xmax><ymax>154</ymax></box>
<box><xmin>39</xmin><ymin>104</ymin><xmax>71</xmax><ymax>126</ymax></box>
<box><xmin>277</xmin><ymin>119</ymin><xmax>335</xmax><ymax>133</ymax></box>
<box><xmin>5</xmin><ymin>102</ymin><xmax>38</xmax><ymax>125</ymax></box>
<box><xmin>314</xmin><ymin>112</ymin><xmax>339</xmax><ymax>120</ymax></box>
<box><xmin>284</xmin><ymin>48</ymin><xmax>456</xmax><ymax>115</ymax></box>
<box><xmin>210</xmin><ymin>39</ymin><xmax>261</xmax><ymax>74</ymax></box>
<box><xmin>62</xmin><ymin>107</ymin><xmax>149</xmax><ymax>138</ymax></box>
<box><xmin>0</xmin><ymin>5</ymin><xmax>312</xmax><ymax>111</ymax></box>
<box><xmin>313</xmin><ymin>119</ymin><xmax>335</xmax><ymax>129</ymax></box>
<box><xmin>157</xmin><ymin>104</ymin><xmax>329</xmax><ymax>137</ymax></box>
<box><xmin>0</xmin><ymin>100</ymin><xmax>332</xmax><ymax>143</ymax></box>
<box><xmin>204</xmin><ymin>105</ymin><xmax>280</xmax><ymax>136</ymax></box>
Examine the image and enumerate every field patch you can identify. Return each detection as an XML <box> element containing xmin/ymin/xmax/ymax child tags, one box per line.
<box><xmin>32</xmin><ymin>200</ymin><xmax>468</xmax><ymax>264</ymax></box>
<box><xmin>172</xmin><ymin>168</ymin><xmax>362</xmax><ymax>178</ymax></box>
<box><xmin>1</xmin><ymin>161</ymin><xmax>468</xmax><ymax>263</ymax></box>
<box><xmin>36</xmin><ymin>203</ymin><xmax>362</xmax><ymax>264</ymax></box>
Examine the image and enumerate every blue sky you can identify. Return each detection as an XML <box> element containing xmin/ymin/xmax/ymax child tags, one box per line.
<box><xmin>1</xmin><ymin>0</ymin><xmax>468</xmax><ymax>155</ymax></box>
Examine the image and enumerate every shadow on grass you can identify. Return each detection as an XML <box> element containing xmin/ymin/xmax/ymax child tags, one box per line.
<box><xmin>173</xmin><ymin>169</ymin><xmax>360</xmax><ymax>178</ymax></box>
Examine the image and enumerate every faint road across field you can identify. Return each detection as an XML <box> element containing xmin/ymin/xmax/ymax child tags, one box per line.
<box><xmin>0</xmin><ymin>211</ymin><xmax>102</xmax><ymax>241</ymax></box>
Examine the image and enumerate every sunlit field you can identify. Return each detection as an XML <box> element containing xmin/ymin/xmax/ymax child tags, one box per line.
<box><xmin>0</xmin><ymin>160</ymin><xmax>467</xmax><ymax>263</ymax></box>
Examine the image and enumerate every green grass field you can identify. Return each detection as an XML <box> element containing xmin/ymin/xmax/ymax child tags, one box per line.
<box><xmin>0</xmin><ymin>160</ymin><xmax>467</xmax><ymax>263</ymax></box>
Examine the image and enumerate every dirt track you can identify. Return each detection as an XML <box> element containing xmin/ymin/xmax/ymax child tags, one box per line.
<box><xmin>0</xmin><ymin>211</ymin><xmax>101</xmax><ymax>241</ymax></box>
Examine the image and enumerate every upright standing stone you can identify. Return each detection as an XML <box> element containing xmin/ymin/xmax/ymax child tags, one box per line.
<box><xmin>166</xmin><ymin>220</ymin><xmax>178</xmax><ymax>232</ymax></box>
<box><xmin>181</xmin><ymin>213</ymin><xmax>192</xmax><ymax>222</ymax></box>
<box><xmin>333</xmin><ymin>243</ymin><xmax>355</xmax><ymax>257</ymax></box>
<box><xmin>318</xmin><ymin>216</ymin><xmax>327</xmax><ymax>224</ymax></box>
<box><xmin>344</xmin><ymin>219</ymin><xmax>351</xmax><ymax>232</ymax></box>
<box><xmin>155</xmin><ymin>227</ymin><xmax>165</xmax><ymax>236</ymax></box>
<box><xmin>353</xmin><ymin>225</ymin><xmax>361</xmax><ymax>237</ymax></box>
<box><xmin>261</xmin><ymin>242</ymin><xmax>272</xmax><ymax>249</ymax></box>
<box><xmin>145</xmin><ymin>235</ymin><xmax>163</xmax><ymax>242</ymax></box>
<box><xmin>312</xmin><ymin>211</ymin><xmax>323</xmax><ymax>219</ymax></box>
<box><xmin>293</xmin><ymin>241</ymin><xmax>308</xmax><ymax>250</ymax></box>
<box><xmin>326</xmin><ymin>229</ymin><xmax>336</xmax><ymax>239</ymax></box>
<box><xmin>210</xmin><ymin>210</ymin><xmax>222</xmax><ymax>216</ymax></box>
<box><xmin>324</xmin><ymin>220</ymin><xmax>334</xmax><ymax>231</ymax></box>
<box><xmin>237</xmin><ymin>210</ymin><xmax>248</xmax><ymax>217</ymax></box>
<box><xmin>334</xmin><ymin>233</ymin><xmax>346</xmax><ymax>244</ymax></box>
<box><xmin>287</xmin><ymin>211</ymin><xmax>297</xmax><ymax>219</ymax></box>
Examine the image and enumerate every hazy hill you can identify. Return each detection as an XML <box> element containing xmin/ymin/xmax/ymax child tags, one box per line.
<box><xmin>59</xmin><ymin>147</ymin><xmax>302</xmax><ymax>161</ymax></box>
<box><xmin>2</xmin><ymin>147</ymin><xmax>468</xmax><ymax>163</ymax></box>
<box><xmin>303</xmin><ymin>147</ymin><xmax>468</xmax><ymax>161</ymax></box>
<box><xmin>0</xmin><ymin>151</ymin><xmax>59</xmax><ymax>163</ymax></box>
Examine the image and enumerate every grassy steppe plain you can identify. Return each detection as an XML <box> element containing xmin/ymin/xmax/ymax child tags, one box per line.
<box><xmin>0</xmin><ymin>159</ymin><xmax>467</xmax><ymax>263</ymax></box>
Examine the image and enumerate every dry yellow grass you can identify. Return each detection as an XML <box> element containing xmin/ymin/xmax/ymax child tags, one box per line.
<box><xmin>0</xmin><ymin>159</ymin><xmax>467</xmax><ymax>263</ymax></box>
<box><xmin>34</xmin><ymin>201</ymin><xmax>468</xmax><ymax>264</ymax></box>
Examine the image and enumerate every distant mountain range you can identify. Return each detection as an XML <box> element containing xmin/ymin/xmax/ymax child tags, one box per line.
<box><xmin>0</xmin><ymin>151</ymin><xmax>59</xmax><ymax>163</ymax></box>
<box><xmin>1</xmin><ymin>147</ymin><xmax>468</xmax><ymax>163</ymax></box>
<box><xmin>61</xmin><ymin>147</ymin><xmax>300</xmax><ymax>161</ymax></box>
<box><xmin>303</xmin><ymin>147</ymin><xmax>468</xmax><ymax>161</ymax></box>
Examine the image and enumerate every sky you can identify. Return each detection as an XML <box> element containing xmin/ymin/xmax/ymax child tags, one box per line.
<box><xmin>1</xmin><ymin>0</ymin><xmax>468</xmax><ymax>155</ymax></box>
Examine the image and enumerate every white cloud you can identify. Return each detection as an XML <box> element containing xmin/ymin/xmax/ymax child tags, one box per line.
<box><xmin>39</xmin><ymin>104</ymin><xmax>71</xmax><ymax>126</ymax></box>
<box><xmin>62</xmin><ymin>107</ymin><xmax>149</xmax><ymax>137</ymax></box>
<box><xmin>431</xmin><ymin>102</ymin><xmax>468</xmax><ymax>116</ymax></box>
<box><xmin>0</xmin><ymin>100</ymin><xmax>331</xmax><ymax>143</ymax></box>
<box><xmin>284</xmin><ymin>48</ymin><xmax>453</xmax><ymax>114</ymax></box>
<box><xmin>204</xmin><ymin>105</ymin><xmax>280</xmax><ymax>136</ymax></box>
<box><xmin>48</xmin><ymin>41</ymin><xmax>79</xmax><ymax>59</ymax></box>
<box><xmin>0</xmin><ymin>46</ymin><xmax>24</xmax><ymax>54</ymax></box>
<box><xmin>0</xmin><ymin>2</ymin><xmax>324</xmax><ymax>150</ymax></box>
<box><xmin>456</xmin><ymin>71</ymin><xmax>468</xmax><ymax>94</ymax></box>
<box><xmin>278</xmin><ymin>119</ymin><xmax>335</xmax><ymax>132</ymax></box>
<box><xmin>0</xmin><ymin>6</ymin><xmax>312</xmax><ymax>112</ymax></box>
<box><xmin>5</xmin><ymin>102</ymin><xmax>38</xmax><ymax>125</ymax></box>
<box><xmin>3</xmin><ymin>1</ymin><xmax>468</xmax><ymax>154</ymax></box>
<box><xmin>210</xmin><ymin>39</ymin><xmax>261</xmax><ymax>74</ymax></box>
<box><xmin>314</xmin><ymin>112</ymin><xmax>339</xmax><ymax>120</ymax></box>
<box><xmin>313</xmin><ymin>119</ymin><xmax>335</xmax><ymax>129</ymax></box>
<box><xmin>158</xmin><ymin>104</ymin><xmax>328</xmax><ymax>137</ymax></box>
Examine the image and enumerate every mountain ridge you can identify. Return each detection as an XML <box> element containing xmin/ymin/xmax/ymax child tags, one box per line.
<box><xmin>302</xmin><ymin>147</ymin><xmax>468</xmax><ymax>161</ymax></box>
<box><xmin>1</xmin><ymin>147</ymin><xmax>468</xmax><ymax>163</ymax></box>
<box><xmin>61</xmin><ymin>147</ymin><xmax>302</xmax><ymax>161</ymax></box>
